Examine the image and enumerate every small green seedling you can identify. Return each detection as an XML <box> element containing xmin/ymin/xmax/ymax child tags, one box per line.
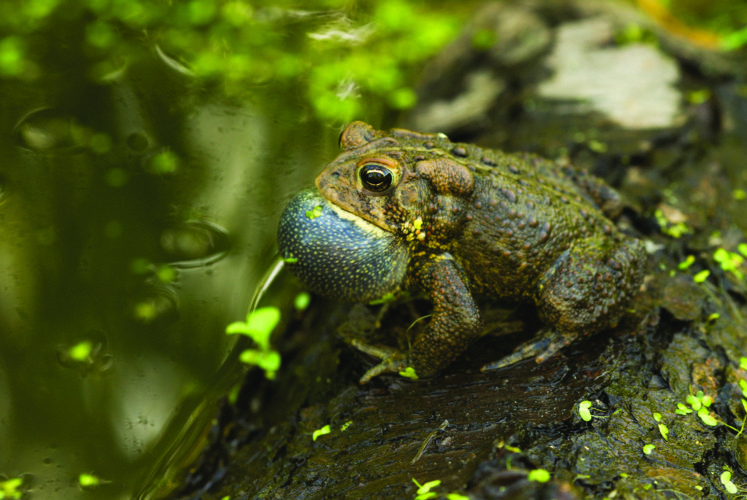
<box><xmin>340</xmin><ymin>421</ymin><xmax>352</xmax><ymax>431</ymax></box>
<box><xmin>698</xmin><ymin>408</ymin><xmax>718</xmax><ymax>427</ymax></box>
<box><xmin>693</xmin><ymin>270</ymin><xmax>710</xmax><ymax>283</ymax></box>
<box><xmin>675</xmin><ymin>403</ymin><xmax>693</xmax><ymax>415</ymax></box>
<box><xmin>686</xmin><ymin>391</ymin><xmax>712</xmax><ymax>411</ymax></box>
<box><xmin>720</xmin><ymin>469</ymin><xmax>738</xmax><ymax>495</ymax></box>
<box><xmin>577</xmin><ymin>400</ymin><xmax>608</xmax><ymax>421</ymax></box>
<box><xmin>226</xmin><ymin>307</ymin><xmax>282</xmax><ymax>380</ymax></box>
<box><xmin>312</xmin><ymin>425</ymin><xmax>331</xmax><ymax>441</ymax></box>
<box><xmin>681</xmin><ymin>390</ymin><xmax>719</xmax><ymax>426</ymax></box>
<box><xmin>642</xmin><ymin>444</ymin><xmax>655</xmax><ymax>455</ymax></box>
<box><xmin>399</xmin><ymin>366</ymin><xmax>419</xmax><ymax>380</ymax></box>
<box><xmin>528</xmin><ymin>469</ymin><xmax>550</xmax><ymax>483</ymax></box>
<box><xmin>653</xmin><ymin>412</ymin><xmax>669</xmax><ymax>440</ymax></box>
<box><xmin>413</xmin><ymin>478</ymin><xmax>441</xmax><ymax>500</ymax></box>
<box><xmin>740</xmin><ymin>357</ymin><xmax>747</xmax><ymax>371</ymax></box>
<box><xmin>714</xmin><ymin>248</ymin><xmax>745</xmax><ymax>280</ymax></box>
<box><xmin>678</xmin><ymin>255</ymin><xmax>695</xmax><ymax>270</ymax></box>
<box><xmin>282</xmin><ymin>255</ymin><xmax>298</xmax><ymax>264</ymax></box>
<box><xmin>578</xmin><ymin>400</ymin><xmax>593</xmax><ymax>421</ymax></box>
<box><xmin>446</xmin><ymin>494</ymin><xmax>469</xmax><ymax>500</ymax></box>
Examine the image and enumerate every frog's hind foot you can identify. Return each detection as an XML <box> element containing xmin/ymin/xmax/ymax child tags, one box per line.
<box><xmin>480</xmin><ymin>328</ymin><xmax>576</xmax><ymax>372</ymax></box>
<box><xmin>348</xmin><ymin>338</ymin><xmax>410</xmax><ymax>384</ymax></box>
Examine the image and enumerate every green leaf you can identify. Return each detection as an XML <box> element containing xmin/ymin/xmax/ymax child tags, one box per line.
<box><xmin>678</xmin><ymin>255</ymin><xmax>695</xmax><ymax>270</ymax></box>
<box><xmin>686</xmin><ymin>394</ymin><xmax>701</xmax><ymax>411</ymax></box>
<box><xmin>226</xmin><ymin>307</ymin><xmax>280</xmax><ymax>349</ymax></box>
<box><xmin>305</xmin><ymin>205</ymin><xmax>323</xmax><ymax>219</ymax></box>
<box><xmin>658</xmin><ymin>423</ymin><xmax>669</xmax><ymax>440</ymax></box>
<box><xmin>399</xmin><ymin>366</ymin><xmax>419</xmax><ymax>380</ymax></box>
<box><xmin>693</xmin><ymin>270</ymin><xmax>710</xmax><ymax>283</ymax></box>
<box><xmin>528</xmin><ymin>469</ymin><xmax>550</xmax><ymax>483</ymax></box>
<box><xmin>78</xmin><ymin>473</ymin><xmax>101</xmax><ymax>487</ymax></box>
<box><xmin>294</xmin><ymin>292</ymin><xmax>311</xmax><ymax>311</ymax></box>
<box><xmin>740</xmin><ymin>357</ymin><xmax>747</xmax><ymax>370</ymax></box>
<box><xmin>239</xmin><ymin>349</ymin><xmax>280</xmax><ymax>378</ymax></box>
<box><xmin>675</xmin><ymin>403</ymin><xmax>693</xmax><ymax>415</ymax></box>
<box><xmin>69</xmin><ymin>341</ymin><xmax>93</xmax><ymax>362</ymax></box>
<box><xmin>721</xmin><ymin>470</ymin><xmax>738</xmax><ymax>494</ymax></box>
<box><xmin>312</xmin><ymin>425</ymin><xmax>331</xmax><ymax>441</ymax></box>
<box><xmin>578</xmin><ymin>400</ymin><xmax>592</xmax><ymax>422</ymax></box>
<box><xmin>642</xmin><ymin>444</ymin><xmax>655</xmax><ymax>455</ymax></box>
<box><xmin>413</xmin><ymin>479</ymin><xmax>441</xmax><ymax>495</ymax></box>
<box><xmin>697</xmin><ymin>408</ymin><xmax>718</xmax><ymax>426</ymax></box>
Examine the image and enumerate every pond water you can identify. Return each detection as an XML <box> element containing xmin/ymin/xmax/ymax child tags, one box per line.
<box><xmin>0</xmin><ymin>28</ymin><xmax>338</xmax><ymax>500</ymax></box>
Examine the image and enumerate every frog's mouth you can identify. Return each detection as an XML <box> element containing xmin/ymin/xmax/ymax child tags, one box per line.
<box><xmin>277</xmin><ymin>188</ymin><xmax>410</xmax><ymax>303</ymax></box>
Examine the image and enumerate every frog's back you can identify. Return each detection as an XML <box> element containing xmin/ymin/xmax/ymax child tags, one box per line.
<box><xmin>388</xmin><ymin>128</ymin><xmax>622</xmax><ymax>218</ymax></box>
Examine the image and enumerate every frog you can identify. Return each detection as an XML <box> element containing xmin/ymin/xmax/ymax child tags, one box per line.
<box><xmin>277</xmin><ymin>121</ymin><xmax>646</xmax><ymax>383</ymax></box>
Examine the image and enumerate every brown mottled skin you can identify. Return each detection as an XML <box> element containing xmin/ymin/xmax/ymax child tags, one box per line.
<box><xmin>311</xmin><ymin>122</ymin><xmax>646</xmax><ymax>382</ymax></box>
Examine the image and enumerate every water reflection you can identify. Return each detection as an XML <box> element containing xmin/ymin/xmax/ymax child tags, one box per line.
<box><xmin>0</xmin><ymin>33</ymin><xmax>334</xmax><ymax>500</ymax></box>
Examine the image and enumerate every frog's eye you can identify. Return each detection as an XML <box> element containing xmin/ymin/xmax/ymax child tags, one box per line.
<box><xmin>359</xmin><ymin>163</ymin><xmax>393</xmax><ymax>193</ymax></box>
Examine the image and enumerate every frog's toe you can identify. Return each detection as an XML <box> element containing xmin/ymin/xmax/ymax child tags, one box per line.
<box><xmin>349</xmin><ymin>339</ymin><xmax>410</xmax><ymax>384</ymax></box>
<box><xmin>480</xmin><ymin>329</ymin><xmax>576</xmax><ymax>372</ymax></box>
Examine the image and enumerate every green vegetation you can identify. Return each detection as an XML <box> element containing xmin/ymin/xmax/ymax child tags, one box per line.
<box><xmin>312</xmin><ymin>424</ymin><xmax>331</xmax><ymax>441</ymax></box>
<box><xmin>0</xmin><ymin>0</ymin><xmax>465</xmax><ymax>122</ymax></box>
<box><xmin>78</xmin><ymin>473</ymin><xmax>103</xmax><ymax>488</ymax></box>
<box><xmin>68</xmin><ymin>340</ymin><xmax>94</xmax><ymax>362</ymax></box>
<box><xmin>527</xmin><ymin>469</ymin><xmax>550</xmax><ymax>483</ymax></box>
<box><xmin>652</xmin><ymin>412</ymin><xmax>669</xmax><ymax>440</ymax></box>
<box><xmin>305</xmin><ymin>205</ymin><xmax>323</xmax><ymax>220</ymax></box>
<box><xmin>226</xmin><ymin>306</ymin><xmax>281</xmax><ymax>379</ymax></box>
<box><xmin>0</xmin><ymin>478</ymin><xmax>22</xmax><ymax>500</ymax></box>
<box><xmin>578</xmin><ymin>400</ymin><xmax>593</xmax><ymax>421</ymax></box>
<box><xmin>412</xmin><ymin>479</ymin><xmax>441</xmax><ymax>500</ymax></box>
<box><xmin>294</xmin><ymin>292</ymin><xmax>311</xmax><ymax>311</ymax></box>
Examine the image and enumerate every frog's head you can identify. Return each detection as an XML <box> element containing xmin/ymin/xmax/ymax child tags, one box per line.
<box><xmin>277</xmin><ymin>188</ymin><xmax>409</xmax><ymax>303</ymax></box>
<box><xmin>315</xmin><ymin>122</ymin><xmax>475</xmax><ymax>246</ymax></box>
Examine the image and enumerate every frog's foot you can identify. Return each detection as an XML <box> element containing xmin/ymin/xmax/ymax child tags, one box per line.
<box><xmin>349</xmin><ymin>339</ymin><xmax>410</xmax><ymax>384</ymax></box>
<box><xmin>480</xmin><ymin>328</ymin><xmax>576</xmax><ymax>372</ymax></box>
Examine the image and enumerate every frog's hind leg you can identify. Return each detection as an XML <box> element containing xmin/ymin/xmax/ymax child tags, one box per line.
<box><xmin>483</xmin><ymin>236</ymin><xmax>644</xmax><ymax>371</ymax></box>
<box><xmin>536</xmin><ymin>236</ymin><xmax>644</xmax><ymax>337</ymax></box>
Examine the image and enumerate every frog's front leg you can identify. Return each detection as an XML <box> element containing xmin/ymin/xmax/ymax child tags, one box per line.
<box><xmin>355</xmin><ymin>253</ymin><xmax>482</xmax><ymax>383</ymax></box>
<box><xmin>408</xmin><ymin>253</ymin><xmax>482</xmax><ymax>378</ymax></box>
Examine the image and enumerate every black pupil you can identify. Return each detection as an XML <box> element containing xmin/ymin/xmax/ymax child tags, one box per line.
<box><xmin>360</xmin><ymin>165</ymin><xmax>392</xmax><ymax>192</ymax></box>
